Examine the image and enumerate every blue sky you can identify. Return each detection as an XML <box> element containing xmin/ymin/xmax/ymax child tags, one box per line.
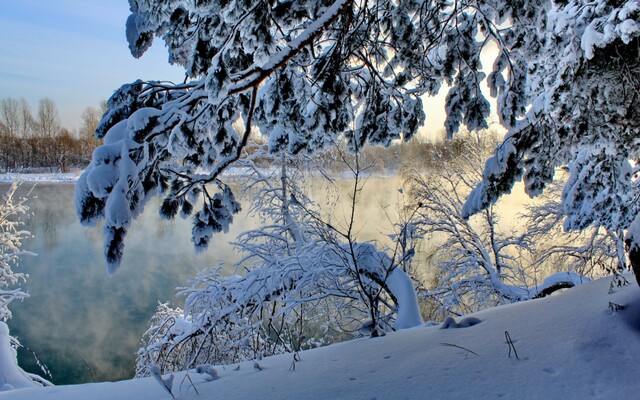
<box><xmin>0</xmin><ymin>1</ymin><xmax>464</xmax><ymax>138</ymax></box>
<box><xmin>0</xmin><ymin>0</ymin><xmax>184</xmax><ymax>130</ymax></box>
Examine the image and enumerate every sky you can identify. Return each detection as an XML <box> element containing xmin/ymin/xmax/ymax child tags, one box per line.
<box><xmin>0</xmin><ymin>1</ymin><xmax>475</xmax><ymax>138</ymax></box>
<box><xmin>0</xmin><ymin>0</ymin><xmax>184</xmax><ymax>131</ymax></box>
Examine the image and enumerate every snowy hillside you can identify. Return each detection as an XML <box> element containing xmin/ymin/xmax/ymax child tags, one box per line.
<box><xmin>1</xmin><ymin>273</ymin><xmax>638</xmax><ymax>399</ymax></box>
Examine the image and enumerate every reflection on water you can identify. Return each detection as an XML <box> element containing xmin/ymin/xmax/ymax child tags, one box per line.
<box><xmin>4</xmin><ymin>178</ymin><xmax>406</xmax><ymax>384</ymax></box>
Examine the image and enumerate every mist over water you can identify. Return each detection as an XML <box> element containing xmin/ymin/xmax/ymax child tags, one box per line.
<box><xmin>5</xmin><ymin>178</ymin><xmax>407</xmax><ymax>384</ymax></box>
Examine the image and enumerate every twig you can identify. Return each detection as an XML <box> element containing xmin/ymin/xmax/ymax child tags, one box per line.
<box><xmin>440</xmin><ymin>342</ymin><xmax>479</xmax><ymax>357</ymax></box>
<box><xmin>71</xmin><ymin>351</ymin><xmax>95</xmax><ymax>383</ymax></box>
<box><xmin>609</xmin><ymin>302</ymin><xmax>625</xmax><ymax>312</ymax></box>
<box><xmin>504</xmin><ymin>331</ymin><xmax>519</xmax><ymax>360</ymax></box>
<box><xmin>179</xmin><ymin>372</ymin><xmax>200</xmax><ymax>396</ymax></box>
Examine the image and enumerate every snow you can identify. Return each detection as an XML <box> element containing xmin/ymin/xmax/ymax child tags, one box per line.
<box><xmin>532</xmin><ymin>271</ymin><xmax>590</xmax><ymax>297</ymax></box>
<box><xmin>386</xmin><ymin>268</ymin><xmax>423</xmax><ymax>330</ymax></box>
<box><xmin>0</xmin><ymin>168</ymin><xmax>264</xmax><ymax>184</ymax></box>
<box><xmin>0</xmin><ymin>173</ymin><xmax>81</xmax><ymax>184</ymax></box>
<box><xmin>2</xmin><ymin>274</ymin><xmax>639</xmax><ymax>399</ymax></box>
<box><xmin>0</xmin><ymin>322</ymin><xmax>40</xmax><ymax>390</ymax></box>
<box><xmin>581</xmin><ymin>23</ymin><xmax>605</xmax><ymax>60</ymax></box>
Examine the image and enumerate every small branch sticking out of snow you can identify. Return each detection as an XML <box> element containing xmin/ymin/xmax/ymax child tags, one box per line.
<box><xmin>609</xmin><ymin>274</ymin><xmax>630</xmax><ymax>294</ymax></box>
<box><xmin>149</xmin><ymin>364</ymin><xmax>175</xmax><ymax>399</ymax></box>
<box><xmin>440</xmin><ymin>342</ymin><xmax>479</xmax><ymax>358</ymax></box>
<box><xmin>179</xmin><ymin>372</ymin><xmax>200</xmax><ymax>395</ymax></box>
<box><xmin>505</xmin><ymin>331</ymin><xmax>519</xmax><ymax>360</ymax></box>
<box><xmin>609</xmin><ymin>302</ymin><xmax>625</xmax><ymax>312</ymax></box>
<box><xmin>289</xmin><ymin>352</ymin><xmax>301</xmax><ymax>371</ymax></box>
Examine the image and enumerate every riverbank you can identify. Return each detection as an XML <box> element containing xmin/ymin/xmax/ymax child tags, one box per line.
<box><xmin>1</xmin><ymin>273</ymin><xmax>638</xmax><ymax>399</ymax></box>
<box><xmin>0</xmin><ymin>172</ymin><xmax>82</xmax><ymax>183</ymax></box>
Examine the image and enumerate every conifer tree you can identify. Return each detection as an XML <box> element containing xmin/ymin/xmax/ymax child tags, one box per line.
<box><xmin>75</xmin><ymin>0</ymin><xmax>639</xmax><ymax>282</ymax></box>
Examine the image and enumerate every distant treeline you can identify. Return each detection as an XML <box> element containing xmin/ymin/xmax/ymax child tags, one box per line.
<box><xmin>1</xmin><ymin>96</ymin><xmax>500</xmax><ymax>174</ymax></box>
<box><xmin>309</xmin><ymin>129</ymin><xmax>501</xmax><ymax>175</ymax></box>
<box><xmin>0</xmin><ymin>97</ymin><xmax>103</xmax><ymax>173</ymax></box>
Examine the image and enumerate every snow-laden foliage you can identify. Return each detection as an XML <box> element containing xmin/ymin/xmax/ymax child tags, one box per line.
<box><xmin>0</xmin><ymin>322</ymin><xmax>45</xmax><ymax>391</ymax></box>
<box><xmin>0</xmin><ymin>184</ymin><xmax>52</xmax><ymax>389</ymax></box>
<box><xmin>136</xmin><ymin>149</ymin><xmax>422</xmax><ymax>376</ymax></box>
<box><xmin>75</xmin><ymin>0</ymin><xmax>535</xmax><ymax>269</ymax></box>
<box><xmin>525</xmin><ymin>178</ymin><xmax>629</xmax><ymax>278</ymax></box>
<box><xmin>407</xmin><ymin>137</ymin><xmax>590</xmax><ymax>315</ymax></box>
<box><xmin>460</xmin><ymin>1</ymin><xmax>640</xmax><ymax>283</ymax></box>
<box><xmin>77</xmin><ymin>0</ymin><xmax>639</xmax><ymax>286</ymax></box>
<box><xmin>0</xmin><ymin>184</ymin><xmax>31</xmax><ymax>320</ymax></box>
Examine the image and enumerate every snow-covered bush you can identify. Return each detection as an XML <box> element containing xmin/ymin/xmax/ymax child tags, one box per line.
<box><xmin>0</xmin><ymin>322</ymin><xmax>48</xmax><ymax>390</ymax></box>
<box><xmin>0</xmin><ymin>183</ymin><xmax>31</xmax><ymax>320</ymax></box>
<box><xmin>525</xmin><ymin>177</ymin><xmax>628</xmax><ymax>279</ymax></box>
<box><xmin>0</xmin><ymin>183</ymin><xmax>51</xmax><ymax>388</ymax></box>
<box><xmin>136</xmin><ymin>149</ymin><xmax>422</xmax><ymax>376</ymax></box>
<box><xmin>407</xmin><ymin>137</ymin><xmax>590</xmax><ymax>316</ymax></box>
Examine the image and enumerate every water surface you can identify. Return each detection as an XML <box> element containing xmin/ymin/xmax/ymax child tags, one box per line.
<box><xmin>6</xmin><ymin>178</ymin><xmax>406</xmax><ymax>384</ymax></box>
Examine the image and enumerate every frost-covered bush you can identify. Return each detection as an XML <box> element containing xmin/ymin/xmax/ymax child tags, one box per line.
<box><xmin>136</xmin><ymin>150</ymin><xmax>422</xmax><ymax>376</ymax></box>
<box><xmin>525</xmin><ymin>177</ymin><xmax>629</xmax><ymax>279</ymax></box>
<box><xmin>0</xmin><ymin>183</ymin><xmax>51</xmax><ymax>388</ymax></box>
<box><xmin>407</xmin><ymin>137</ymin><xmax>591</xmax><ymax>316</ymax></box>
<box><xmin>0</xmin><ymin>183</ymin><xmax>31</xmax><ymax>320</ymax></box>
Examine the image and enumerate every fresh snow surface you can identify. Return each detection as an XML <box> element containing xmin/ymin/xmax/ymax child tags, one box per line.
<box><xmin>2</xmin><ymin>273</ymin><xmax>639</xmax><ymax>399</ymax></box>
<box><xmin>0</xmin><ymin>323</ymin><xmax>40</xmax><ymax>391</ymax></box>
<box><xmin>0</xmin><ymin>168</ymin><xmax>397</xmax><ymax>185</ymax></box>
<box><xmin>0</xmin><ymin>168</ymin><xmax>265</xmax><ymax>184</ymax></box>
<box><xmin>0</xmin><ymin>173</ymin><xmax>82</xmax><ymax>183</ymax></box>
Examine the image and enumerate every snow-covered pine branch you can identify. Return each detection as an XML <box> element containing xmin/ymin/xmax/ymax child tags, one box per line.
<box><xmin>75</xmin><ymin>0</ymin><xmax>517</xmax><ymax>269</ymax></box>
<box><xmin>77</xmin><ymin>1</ymin><xmax>639</xmax><ymax>288</ymax></box>
<box><xmin>461</xmin><ymin>1</ymin><xmax>640</xmax><ymax>283</ymax></box>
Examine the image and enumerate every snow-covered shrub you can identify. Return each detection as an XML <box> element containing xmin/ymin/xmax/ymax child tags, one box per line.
<box><xmin>407</xmin><ymin>136</ymin><xmax>590</xmax><ymax>316</ymax></box>
<box><xmin>137</xmin><ymin>149</ymin><xmax>422</xmax><ymax>376</ymax></box>
<box><xmin>0</xmin><ymin>183</ymin><xmax>31</xmax><ymax>320</ymax></box>
<box><xmin>0</xmin><ymin>322</ymin><xmax>47</xmax><ymax>390</ymax></box>
<box><xmin>525</xmin><ymin>177</ymin><xmax>628</xmax><ymax>279</ymax></box>
<box><xmin>0</xmin><ymin>183</ymin><xmax>51</xmax><ymax>388</ymax></box>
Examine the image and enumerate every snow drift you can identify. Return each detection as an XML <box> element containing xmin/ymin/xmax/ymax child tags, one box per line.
<box><xmin>1</xmin><ymin>273</ymin><xmax>639</xmax><ymax>399</ymax></box>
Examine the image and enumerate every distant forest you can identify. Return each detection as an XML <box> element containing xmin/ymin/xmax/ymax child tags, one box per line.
<box><xmin>0</xmin><ymin>96</ymin><xmax>500</xmax><ymax>174</ymax></box>
<box><xmin>0</xmin><ymin>97</ymin><xmax>103</xmax><ymax>173</ymax></box>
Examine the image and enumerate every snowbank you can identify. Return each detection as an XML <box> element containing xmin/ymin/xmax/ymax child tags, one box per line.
<box><xmin>0</xmin><ymin>168</ymin><xmax>270</xmax><ymax>185</ymax></box>
<box><xmin>0</xmin><ymin>322</ymin><xmax>41</xmax><ymax>391</ymax></box>
<box><xmin>0</xmin><ymin>173</ymin><xmax>81</xmax><ymax>184</ymax></box>
<box><xmin>1</xmin><ymin>273</ymin><xmax>638</xmax><ymax>399</ymax></box>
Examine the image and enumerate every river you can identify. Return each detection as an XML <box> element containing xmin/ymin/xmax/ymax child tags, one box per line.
<box><xmin>5</xmin><ymin>177</ymin><xmax>409</xmax><ymax>384</ymax></box>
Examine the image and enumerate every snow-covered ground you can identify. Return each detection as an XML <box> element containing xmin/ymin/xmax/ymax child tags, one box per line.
<box><xmin>0</xmin><ymin>172</ymin><xmax>82</xmax><ymax>183</ymax></box>
<box><xmin>0</xmin><ymin>170</ymin><xmax>257</xmax><ymax>184</ymax></box>
<box><xmin>1</xmin><ymin>273</ymin><xmax>638</xmax><ymax>399</ymax></box>
<box><xmin>0</xmin><ymin>167</ymin><xmax>394</xmax><ymax>185</ymax></box>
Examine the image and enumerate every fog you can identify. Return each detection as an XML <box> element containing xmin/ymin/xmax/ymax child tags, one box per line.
<box><xmin>6</xmin><ymin>178</ymin><xmax>407</xmax><ymax>384</ymax></box>
<box><xmin>6</xmin><ymin>175</ymin><xmax>533</xmax><ymax>384</ymax></box>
